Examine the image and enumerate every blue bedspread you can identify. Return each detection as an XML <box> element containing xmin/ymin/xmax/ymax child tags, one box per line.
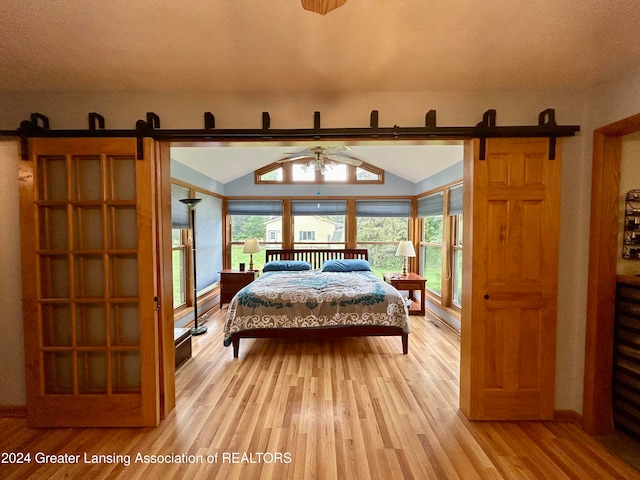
<box><xmin>223</xmin><ymin>270</ymin><xmax>410</xmax><ymax>346</ymax></box>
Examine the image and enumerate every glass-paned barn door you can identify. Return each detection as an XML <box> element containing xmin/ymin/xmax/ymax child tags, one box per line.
<box><xmin>19</xmin><ymin>138</ymin><xmax>160</xmax><ymax>427</ymax></box>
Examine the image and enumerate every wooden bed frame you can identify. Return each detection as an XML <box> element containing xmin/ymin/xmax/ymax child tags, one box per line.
<box><xmin>265</xmin><ymin>248</ymin><xmax>369</xmax><ymax>269</ymax></box>
<box><xmin>229</xmin><ymin>248</ymin><xmax>409</xmax><ymax>357</ymax></box>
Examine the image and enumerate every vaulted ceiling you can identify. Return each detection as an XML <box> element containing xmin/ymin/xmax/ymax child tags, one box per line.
<box><xmin>2</xmin><ymin>1</ymin><xmax>638</xmax><ymax>182</ymax></box>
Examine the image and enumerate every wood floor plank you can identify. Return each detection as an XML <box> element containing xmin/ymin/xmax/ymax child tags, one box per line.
<box><xmin>1</xmin><ymin>309</ymin><xmax>640</xmax><ymax>479</ymax></box>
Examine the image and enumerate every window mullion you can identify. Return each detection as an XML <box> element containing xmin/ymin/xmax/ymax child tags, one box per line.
<box><xmin>441</xmin><ymin>214</ymin><xmax>454</xmax><ymax>306</ymax></box>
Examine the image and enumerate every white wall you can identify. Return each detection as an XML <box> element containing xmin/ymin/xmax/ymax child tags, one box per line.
<box><xmin>0</xmin><ymin>87</ymin><xmax>603</xmax><ymax>413</ymax></box>
<box><xmin>0</xmin><ymin>141</ymin><xmax>26</xmax><ymax>406</ymax></box>
<box><xmin>553</xmin><ymin>66</ymin><xmax>640</xmax><ymax>414</ymax></box>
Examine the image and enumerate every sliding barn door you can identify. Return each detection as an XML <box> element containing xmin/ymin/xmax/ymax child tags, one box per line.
<box><xmin>19</xmin><ymin>138</ymin><xmax>160</xmax><ymax>427</ymax></box>
<box><xmin>460</xmin><ymin>138</ymin><xmax>560</xmax><ymax>420</ymax></box>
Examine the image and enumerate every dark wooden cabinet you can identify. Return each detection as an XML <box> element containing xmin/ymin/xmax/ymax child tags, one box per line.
<box><xmin>383</xmin><ymin>272</ymin><xmax>426</xmax><ymax>316</ymax></box>
<box><xmin>220</xmin><ymin>270</ymin><xmax>257</xmax><ymax>308</ymax></box>
<box><xmin>613</xmin><ymin>276</ymin><xmax>640</xmax><ymax>439</ymax></box>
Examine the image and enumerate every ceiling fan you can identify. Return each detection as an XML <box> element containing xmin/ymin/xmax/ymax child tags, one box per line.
<box><xmin>276</xmin><ymin>146</ymin><xmax>362</xmax><ymax>175</ymax></box>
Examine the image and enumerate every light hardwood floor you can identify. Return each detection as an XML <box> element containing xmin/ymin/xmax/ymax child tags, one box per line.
<box><xmin>1</xmin><ymin>309</ymin><xmax>639</xmax><ymax>479</ymax></box>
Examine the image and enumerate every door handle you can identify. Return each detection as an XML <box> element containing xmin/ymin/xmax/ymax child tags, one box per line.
<box><xmin>154</xmin><ymin>296</ymin><xmax>161</xmax><ymax>311</ymax></box>
<box><xmin>484</xmin><ymin>294</ymin><xmax>490</xmax><ymax>300</ymax></box>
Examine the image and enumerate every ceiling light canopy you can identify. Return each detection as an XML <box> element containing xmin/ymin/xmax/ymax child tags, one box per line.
<box><xmin>301</xmin><ymin>0</ymin><xmax>347</xmax><ymax>15</ymax></box>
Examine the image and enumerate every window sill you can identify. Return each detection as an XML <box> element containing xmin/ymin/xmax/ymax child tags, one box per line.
<box><xmin>173</xmin><ymin>286</ymin><xmax>220</xmax><ymax>325</ymax></box>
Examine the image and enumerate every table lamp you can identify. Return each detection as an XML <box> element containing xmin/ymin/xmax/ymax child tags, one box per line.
<box><xmin>242</xmin><ymin>238</ymin><xmax>261</xmax><ymax>271</ymax></box>
<box><xmin>395</xmin><ymin>240</ymin><xmax>416</xmax><ymax>277</ymax></box>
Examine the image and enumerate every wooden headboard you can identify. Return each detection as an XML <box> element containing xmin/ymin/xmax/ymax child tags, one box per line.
<box><xmin>265</xmin><ymin>249</ymin><xmax>368</xmax><ymax>270</ymax></box>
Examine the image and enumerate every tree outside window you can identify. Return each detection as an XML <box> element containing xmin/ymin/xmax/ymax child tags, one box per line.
<box><xmin>422</xmin><ymin>215</ymin><xmax>443</xmax><ymax>295</ymax></box>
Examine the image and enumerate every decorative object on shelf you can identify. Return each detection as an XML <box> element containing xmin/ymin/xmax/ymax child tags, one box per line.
<box><xmin>179</xmin><ymin>198</ymin><xmax>207</xmax><ymax>336</ymax></box>
<box><xmin>301</xmin><ymin>0</ymin><xmax>347</xmax><ymax>15</ymax></box>
<box><xmin>395</xmin><ymin>240</ymin><xmax>416</xmax><ymax>276</ymax></box>
<box><xmin>623</xmin><ymin>189</ymin><xmax>640</xmax><ymax>260</ymax></box>
<box><xmin>243</xmin><ymin>238</ymin><xmax>261</xmax><ymax>271</ymax></box>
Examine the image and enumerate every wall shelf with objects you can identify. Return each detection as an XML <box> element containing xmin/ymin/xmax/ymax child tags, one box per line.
<box><xmin>623</xmin><ymin>190</ymin><xmax>640</xmax><ymax>259</ymax></box>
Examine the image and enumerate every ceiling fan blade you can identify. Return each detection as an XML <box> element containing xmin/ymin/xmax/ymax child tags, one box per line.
<box><xmin>327</xmin><ymin>145</ymin><xmax>352</xmax><ymax>153</ymax></box>
<box><xmin>326</xmin><ymin>153</ymin><xmax>362</xmax><ymax>166</ymax></box>
<box><xmin>276</xmin><ymin>154</ymin><xmax>312</xmax><ymax>163</ymax></box>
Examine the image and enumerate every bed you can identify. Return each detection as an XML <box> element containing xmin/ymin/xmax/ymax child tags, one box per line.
<box><xmin>223</xmin><ymin>249</ymin><xmax>410</xmax><ymax>357</ymax></box>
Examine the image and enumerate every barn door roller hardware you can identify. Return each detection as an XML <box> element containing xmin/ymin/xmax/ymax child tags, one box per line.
<box><xmin>3</xmin><ymin>109</ymin><xmax>579</xmax><ymax>160</ymax></box>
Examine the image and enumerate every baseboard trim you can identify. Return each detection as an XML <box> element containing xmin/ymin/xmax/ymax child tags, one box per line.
<box><xmin>554</xmin><ymin>409</ymin><xmax>582</xmax><ymax>424</ymax></box>
<box><xmin>0</xmin><ymin>406</ymin><xmax>27</xmax><ymax>418</ymax></box>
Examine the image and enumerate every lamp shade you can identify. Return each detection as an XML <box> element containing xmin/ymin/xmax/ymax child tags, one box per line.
<box><xmin>242</xmin><ymin>238</ymin><xmax>261</xmax><ymax>254</ymax></box>
<box><xmin>395</xmin><ymin>240</ymin><xmax>416</xmax><ymax>257</ymax></box>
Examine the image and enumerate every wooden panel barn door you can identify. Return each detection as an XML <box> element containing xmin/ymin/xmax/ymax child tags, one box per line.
<box><xmin>19</xmin><ymin>138</ymin><xmax>160</xmax><ymax>427</ymax></box>
<box><xmin>460</xmin><ymin>138</ymin><xmax>560</xmax><ymax>420</ymax></box>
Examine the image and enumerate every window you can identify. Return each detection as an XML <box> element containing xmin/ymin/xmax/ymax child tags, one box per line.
<box><xmin>448</xmin><ymin>184</ymin><xmax>463</xmax><ymax>308</ymax></box>
<box><xmin>422</xmin><ymin>215</ymin><xmax>444</xmax><ymax>295</ymax></box>
<box><xmin>356</xmin><ymin>166</ymin><xmax>381</xmax><ymax>181</ymax></box>
<box><xmin>172</xmin><ymin>229</ymin><xmax>186</xmax><ymax>308</ymax></box>
<box><xmin>227</xmin><ymin>200</ymin><xmax>283</xmax><ymax>271</ymax></box>
<box><xmin>356</xmin><ymin>200</ymin><xmax>411</xmax><ymax>276</ymax></box>
<box><xmin>292</xmin><ymin>163</ymin><xmax>316</xmax><ymax>182</ymax></box>
<box><xmin>322</xmin><ymin>163</ymin><xmax>348</xmax><ymax>182</ymax></box>
<box><xmin>418</xmin><ymin>192</ymin><xmax>444</xmax><ymax>296</ymax></box>
<box><xmin>299</xmin><ymin>231</ymin><xmax>315</xmax><ymax>241</ymax></box>
<box><xmin>417</xmin><ymin>183</ymin><xmax>463</xmax><ymax>309</ymax></box>
<box><xmin>171</xmin><ymin>183</ymin><xmax>190</xmax><ymax>309</ymax></box>
<box><xmin>194</xmin><ymin>193</ymin><xmax>223</xmax><ymax>296</ymax></box>
<box><xmin>171</xmin><ymin>182</ymin><xmax>223</xmax><ymax>313</ymax></box>
<box><xmin>258</xmin><ymin>166</ymin><xmax>282</xmax><ymax>182</ymax></box>
<box><xmin>292</xmin><ymin>200</ymin><xmax>346</xmax><ymax>249</ymax></box>
<box><xmin>255</xmin><ymin>161</ymin><xmax>384</xmax><ymax>184</ymax></box>
<box><xmin>452</xmin><ymin>214</ymin><xmax>463</xmax><ymax>307</ymax></box>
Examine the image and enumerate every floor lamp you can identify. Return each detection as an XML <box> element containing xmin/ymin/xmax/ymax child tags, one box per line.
<box><xmin>180</xmin><ymin>198</ymin><xmax>207</xmax><ymax>336</ymax></box>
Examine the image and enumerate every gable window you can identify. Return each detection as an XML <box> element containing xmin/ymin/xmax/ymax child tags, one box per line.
<box><xmin>292</xmin><ymin>163</ymin><xmax>316</xmax><ymax>181</ymax></box>
<box><xmin>258</xmin><ymin>166</ymin><xmax>283</xmax><ymax>182</ymax></box>
<box><xmin>255</xmin><ymin>161</ymin><xmax>383</xmax><ymax>184</ymax></box>
<box><xmin>322</xmin><ymin>163</ymin><xmax>348</xmax><ymax>182</ymax></box>
<box><xmin>356</xmin><ymin>166</ymin><xmax>381</xmax><ymax>181</ymax></box>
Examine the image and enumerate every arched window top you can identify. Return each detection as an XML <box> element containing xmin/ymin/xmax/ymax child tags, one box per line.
<box><xmin>255</xmin><ymin>161</ymin><xmax>384</xmax><ymax>184</ymax></box>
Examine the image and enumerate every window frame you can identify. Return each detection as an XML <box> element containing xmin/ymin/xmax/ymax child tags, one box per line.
<box><xmin>417</xmin><ymin>182</ymin><xmax>463</xmax><ymax>313</ymax></box>
<box><xmin>255</xmin><ymin>160</ymin><xmax>384</xmax><ymax>185</ymax></box>
<box><xmin>171</xmin><ymin>180</ymin><xmax>223</xmax><ymax>319</ymax></box>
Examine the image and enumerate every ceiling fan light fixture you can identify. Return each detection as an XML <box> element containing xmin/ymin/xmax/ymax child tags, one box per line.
<box><xmin>301</xmin><ymin>0</ymin><xmax>347</xmax><ymax>15</ymax></box>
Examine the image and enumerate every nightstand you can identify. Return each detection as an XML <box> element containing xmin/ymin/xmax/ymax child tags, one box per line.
<box><xmin>219</xmin><ymin>269</ymin><xmax>257</xmax><ymax>308</ymax></box>
<box><xmin>383</xmin><ymin>272</ymin><xmax>426</xmax><ymax>316</ymax></box>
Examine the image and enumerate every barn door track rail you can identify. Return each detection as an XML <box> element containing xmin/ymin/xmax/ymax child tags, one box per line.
<box><xmin>1</xmin><ymin>109</ymin><xmax>580</xmax><ymax>161</ymax></box>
